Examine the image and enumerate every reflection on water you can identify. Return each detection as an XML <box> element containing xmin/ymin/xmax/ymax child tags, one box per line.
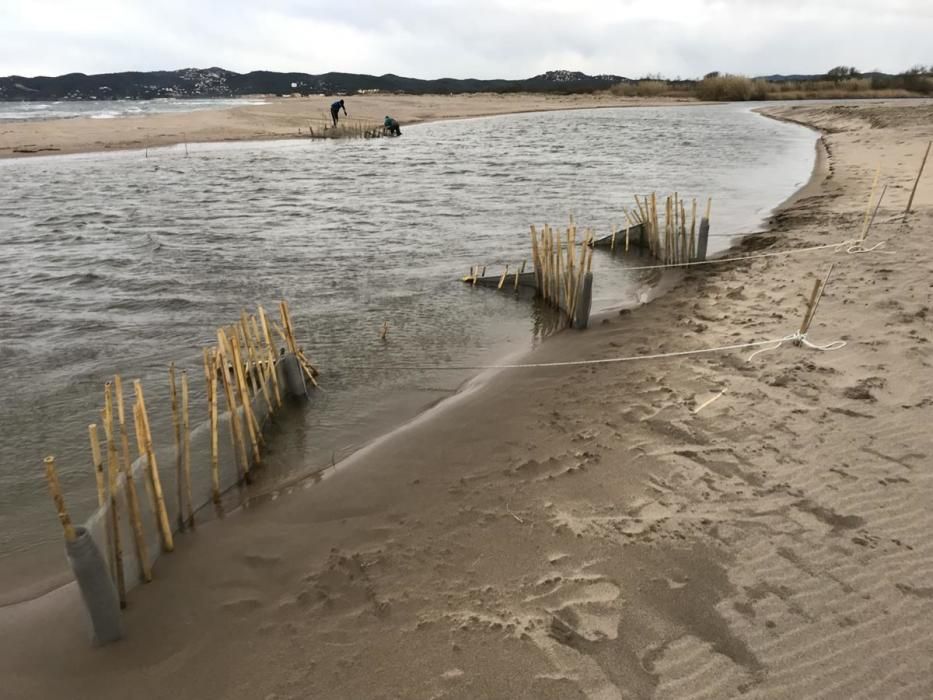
<box><xmin>0</xmin><ymin>103</ymin><xmax>815</xmax><ymax>595</ymax></box>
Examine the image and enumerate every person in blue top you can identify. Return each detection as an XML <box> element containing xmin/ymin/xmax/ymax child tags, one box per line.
<box><xmin>383</xmin><ymin>115</ymin><xmax>401</xmax><ymax>136</ymax></box>
<box><xmin>330</xmin><ymin>99</ymin><xmax>347</xmax><ymax>127</ymax></box>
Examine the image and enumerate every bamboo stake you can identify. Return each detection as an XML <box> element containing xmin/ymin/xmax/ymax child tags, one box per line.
<box><xmin>610</xmin><ymin>223</ymin><xmax>617</xmax><ymax>252</ymax></box>
<box><xmin>862</xmin><ymin>184</ymin><xmax>887</xmax><ymax>243</ymax></box>
<box><xmin>680</xmin><ymin>200</ymin><xmax>688</xmax><ymax>265</ymax></box>
<box><xmin>802</xmin><ymin>264</ymin><xmax>836</xmax><ymax>336</ymax></box>
<box><xmin>133</xmin><ymin>381</ymin><xmax>174</xmax><ymax>552</ymax></box>
<box><xmin>247</xmin><ymin>315</ymin><xmax>274</xmax><ymax>413</ymax></box>
<box><xmin>169</xmin><ymin>363</ymin><xmax>184</xmax><ymax>532</ymax></box>
<box><xmin>203</xmin><ymin>348</ymin><xmax>221</xmax><ymax>503</ymax></box>
<box><xmin>216</xmin><ymin>329</ymin><xmax>250</xmax><ymax>481</ymax></box>
<box><xmin>690</xmin><ymin>198</ymin><xmax>697</xmax><ymax>261</ymax></box>
<box><xmin>88</xmin><ymin>423</ymin><xmax>114</xmax><ymax>575</ymax></box>
<box><xmin>257</xmin><ymin>306</ymin><xmax>282</xmax><ymax>407</ymax></box>
<box><xmin>114</xmin><ymin>374</ymin><xmax>150</xmax><ymax>583</ymax></box>
<box><xmin>89</xmin><ymin>424</ymin><xmax>107</xmax><ymax>511</ymax></box>
<box><xmin>905</xmin><ymin>141</ymin><xmax>931</xmax><ymax>215</ymax></box>
<box><xmin>497</xmin><ymin>264</ymin><xmax>509</xmax><ymax>290</ymax></box>
<box><xmin>44</xmin><ymin>456</ymin><xmax>76</xmax><ymax>542</ymax></box>
<box><xmin>102</xmin><ymin>385</ymin><xmax>126</xmax><ymax>608</ymax></box>
<box><xmin>798</xmin><ymin>279</ymin><xmax>822</xmax><ymax>337</ymax></box>
<box><xmin>530</xmin><ymin>226</ymin><xmax>541</xmax><ymax>295</ymax></box>
<box><xmin>380</xmin><ymin>321</ymin><xmax>389</xmax><ymax>340</ymax></box>
<box><xmin>230</xmin><ymin>329</ymin><xmax>264</xmax><ymax>462</ymax></box>
<box><xmin>296</xmin><ymin>349</ymin><xmax>320</xmax><ymax>388</ymax></box>
<box><xmin>650</xmin><ymin>193</ymin><xmax>659</xmax><ymax>258</ymax></box>
<box><xmin>673</xmin><ymin>192</ymin><xmax>680</xmax><ymax>261</ymax></box>
<box><xmin>241</xmin><ymin>312</ymin><xmax>271</xmax><ymax>414</ymax></box>
<box><xmin>181</xmin><ymin>371</ymin><xmax>194</xmax><ymax>529</ymax></box>
<box><xmin>860</xmin><ymin>165</ymin><xmax>881</xmax><ymax>238</ymax></box>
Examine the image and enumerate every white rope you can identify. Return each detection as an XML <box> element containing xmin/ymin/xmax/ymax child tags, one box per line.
<box><xmin>746</xmin><ymin>332</ymin><xmax>847</xmax><ymax>362</ymax></box>
<box><xmin>618</xmin><ymin>238</ymin><xmax>892</xmax><ymax>272</ymax></box>
<box><xmin>353</xmin><ymin>330</ymin><xmax>846</xmax><ymax>372</ymax></box>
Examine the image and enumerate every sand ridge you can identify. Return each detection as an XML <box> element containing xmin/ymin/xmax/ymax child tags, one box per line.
<box><xmin>1</xmin><ymin>99</ymin><xmax>932</xmax><ymax>699</ymax></box>
<box><xmin>0</xmin><ymin>92</ymin><xmax>699</xmax><ymax>159</ymax></box>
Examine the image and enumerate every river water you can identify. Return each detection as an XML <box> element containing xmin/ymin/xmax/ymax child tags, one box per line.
<box><xmin>0</xmin><ymin>98</ymin><xmax>268</xmax><ymax>122</ymax></box>
<box><xmin>0</xmin><ymin>103</ymin><xmax>816</xmax><ymax>599</ymax></box>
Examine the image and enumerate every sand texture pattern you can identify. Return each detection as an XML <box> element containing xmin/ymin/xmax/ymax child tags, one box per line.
<box><xmin>1</xmin><ymin>100</ymin><xmax>932</xmax><ymax>699</ymax></box>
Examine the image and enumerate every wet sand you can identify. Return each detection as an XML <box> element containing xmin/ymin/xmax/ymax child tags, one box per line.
<box><xmin>0</xmin><ymin>93</ymin><xmax>698</xmax><ymax>158</ymax></box>
<box><xmin>2</xmin><ymin>100</ymin><xmax>933</xmax><ymax>698</ymax></box>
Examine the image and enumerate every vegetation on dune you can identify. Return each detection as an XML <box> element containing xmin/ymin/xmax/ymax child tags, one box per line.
<box><xmin>607</xmin><ymin>65</ymin><xmax>933</xmax><ymax>102</ymax></box>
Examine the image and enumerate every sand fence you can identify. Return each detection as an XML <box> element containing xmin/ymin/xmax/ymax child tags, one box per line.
<box><xmin>42</xmin><ymin>301</ymin><xmax>316</xmax><ymax>645</ymax></box>
<box><xmin>462</xmin><ymin>192</ymin><xmax>713</xmax><ymax>329</ymax></box>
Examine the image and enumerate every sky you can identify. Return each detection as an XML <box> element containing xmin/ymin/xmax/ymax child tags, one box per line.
<box><xmin>1</xmin><ymin>0</ymin><xmax>930</xmax><ymax>79</ymax></box>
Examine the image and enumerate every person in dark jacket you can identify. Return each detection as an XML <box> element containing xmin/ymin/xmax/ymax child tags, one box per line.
<box><xmin>330</xmin><ymin>99</ymin><xmax>347</xmax><ymax>127</ymax></box>
<box><xmin>383</xmin><ymin>115</ymin><xmax>401</xmax><ymax>136</ymax></box>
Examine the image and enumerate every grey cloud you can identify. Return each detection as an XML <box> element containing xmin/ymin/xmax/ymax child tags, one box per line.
<box><xmin>1</xmin><ymin>0</ymin><xmax>930</xmax><ymax>78</ymax></box>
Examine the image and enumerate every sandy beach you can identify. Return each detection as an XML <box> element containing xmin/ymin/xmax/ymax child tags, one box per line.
<box><xmin>2</xmin><ymin>99</ymin><xmax>932</xmax><ymax>699</ymax></box>
<box><xmin>0</xmin><ymin>93</ymin><xmax>697</xmax><ymax>158</ymax></box>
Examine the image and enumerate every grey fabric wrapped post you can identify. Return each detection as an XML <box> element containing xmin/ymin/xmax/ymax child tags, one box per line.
<box><xmin>279</xmin><ymin>353</ymin><xmax>308</xmax><ymax>399</ymax></box>
<box><xmin>65</xmin><ymin>526</ymin><xmax>123</xmax><ymax>646</ymax></box>
<box><xmin>573</xmin><ymin>272</ymin><xmax>594</xmax><ymax>330</ymax></box>
<box><xmin>696</xmin><ymin>217</ymin><xmax>710</xmax><ymax>262</ymax></box>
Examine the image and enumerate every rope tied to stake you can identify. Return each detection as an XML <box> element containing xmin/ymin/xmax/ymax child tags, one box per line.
<box><xmin>745</xmin><ymin>332</ymin><xmax>847</xmax><ymax>362</ymax></box>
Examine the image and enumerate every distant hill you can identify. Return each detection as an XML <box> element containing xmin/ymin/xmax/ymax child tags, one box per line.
<box><xmin>0</xmin><ymin>67</ymin><xmax>633</xmax><ymax>101</ymax></box>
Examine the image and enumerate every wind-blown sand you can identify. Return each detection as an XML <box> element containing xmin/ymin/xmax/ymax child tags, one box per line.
<box><xmin>0</xmin><ymin>93</ymin><xmax>696</xmax><ymax>158</ymax></box>
<box><xmin>2</xmin><ymin>100</ymin><xmax>932</xmax><ymax>699</ymax></box>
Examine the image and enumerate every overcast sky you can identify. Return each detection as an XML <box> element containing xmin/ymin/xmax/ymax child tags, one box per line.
<box><xmin>1</xmin><ymin>0</ymin><xmax>930</xmax><ymax>79</ymax></box>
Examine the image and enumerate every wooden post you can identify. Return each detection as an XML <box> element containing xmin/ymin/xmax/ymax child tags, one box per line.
<box><xmin>905</xmin><ymin>141</ymin><xmax>931</xmax><ymax>215</ymax></box>
<box><xmin>133</xmin><ymin>380</ymin><xmax>174</xmax><ymax>552</ymax></box>
<box><xmin>114</xmin><ymin>375</ymin><xmax>150</xmax><ymax>583</ymax></box>
<box><xmin>180</xmin><ymin>371</ymin><xmax>194</xmax><ymax>529</ymax></box>
<box><xmin>44</xmin><ymin>456</ymin><xmax>76</xmax><ymax>542</ymax></box>
<box><xmin>169</xmin><ymin>364</ymin><xmax>184</xmax><ymax>532</ymax></box>
<box><xmin>217</xmin><ymin>329</ymin><xmax>252</xmax><ymax>479</ymax></box>
<box><xmin>380</xmin><ymin>321</ymin><xmax>389</xmax><ymax>340</ymax></box>
<box><xmin>203</xmin><ymin>348</ymin><xmax>221</xmax><ymax>503</ymax></box>
<box><xmin>102</xmin><ymin>385</ymin><xmax>127</xmax><ymax>608</ymax></box>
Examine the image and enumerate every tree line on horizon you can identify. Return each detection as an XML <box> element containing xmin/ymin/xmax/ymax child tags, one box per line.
<box><xmin>612</xmin><ymin>65</ymin><xmax>933</xmax><ymax>101</ymax></box>
<box><xmin>1</xmin><ymin>65</ymin><xmax>930</xmax><ymax>102</ymax></box>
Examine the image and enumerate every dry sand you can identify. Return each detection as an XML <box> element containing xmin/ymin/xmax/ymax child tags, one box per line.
<box><xmin>2</xmin><ymin>100</ymin><xmax>933</xmax><ymax>699</ymax></box>
<box><xmin>0</xmin><ymin>92</ymin><xmax>696</xmax><ymax>158</ymax></box>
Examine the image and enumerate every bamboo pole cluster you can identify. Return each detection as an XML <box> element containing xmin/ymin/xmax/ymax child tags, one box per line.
<box><xmin>204</xmin><ymin>301</ymin><xmax>317</xmax><ymax>490</ymax></box>
<box><xmin>627</xmin><ymin>193</ymin><xmax>711</xmax><ymax>265</ymax></box>
<box><xmin>42</xmin><ymin>299</ymin><xmax>318</xmax><ymax>608</ymax></box>
<box><xmin>310</xmin><ymin>116</ymin><xmax>387</xmax><ymax>140</ymax></box>
<box><xmin>529</xmin><ymin>222</ymin><xmax>594</xmax><ymax>319</ymax></box>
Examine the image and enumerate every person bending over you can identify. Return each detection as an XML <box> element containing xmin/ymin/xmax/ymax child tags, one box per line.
<box><xmin>383</xmin><ymin>115</ymin><xmax>402</xmax><ymax>136</ymax></box>
<box><xmin>330</xmin><ymin>99</ymin><xmax>347</xmax><ymax>127</ymax></box>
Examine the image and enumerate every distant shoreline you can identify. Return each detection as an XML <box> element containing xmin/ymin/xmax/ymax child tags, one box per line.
<box><xmin>0</xmin><ymin>93</ymin><xmax>701</xmax><ymax>159</ymax></box>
